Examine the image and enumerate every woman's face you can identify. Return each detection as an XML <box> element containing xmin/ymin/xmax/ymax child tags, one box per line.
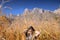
<box><xmin>27</xmin><ymin>29</ymin><xmax>33</xmax><ymax>35</ymax></box>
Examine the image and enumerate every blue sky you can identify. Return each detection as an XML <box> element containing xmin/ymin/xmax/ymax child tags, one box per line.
<box><xmin>0</xmin><ymin>0</ymin><xmax>60</xmax><ymax>15</ymax></box>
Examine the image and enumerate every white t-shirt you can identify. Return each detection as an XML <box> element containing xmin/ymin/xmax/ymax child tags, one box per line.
<box><xmin>26</xmin><ymin>34</ymin><xmax>33</xmax><ymax>40</ymax></box>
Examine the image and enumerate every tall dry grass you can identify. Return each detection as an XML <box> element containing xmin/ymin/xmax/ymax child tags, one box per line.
<box><xmin>0</xmin><ymin>11</ymin><xmax>60</xmax><ymax>40</ymax></box>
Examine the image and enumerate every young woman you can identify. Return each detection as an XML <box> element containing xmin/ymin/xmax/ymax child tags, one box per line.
<box><xmin>25</xmin><ymin>26</ymin><xmax>40</xmax><ymax>40</ymax></box>
<box><xmin>25</xmin><ymin>26</ymin><xmax>35</xmax><ymax>40</ymax></box>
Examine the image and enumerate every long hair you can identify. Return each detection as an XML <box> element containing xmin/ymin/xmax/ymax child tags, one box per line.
<box><xmin>25</xmin><ymin>26</ymin><xmax>35</xmax><ymax>37</ymax></box>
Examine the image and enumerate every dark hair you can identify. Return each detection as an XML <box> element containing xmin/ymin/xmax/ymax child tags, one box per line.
<box><xmin>25</xmin><ymin>26</ymin><xmax>35</xmax><ymax>37</ymax></box>
<box><xmin>28</xmin><ymin>26</ymin><xmax>35</xmax><ymax>31</ymax></box>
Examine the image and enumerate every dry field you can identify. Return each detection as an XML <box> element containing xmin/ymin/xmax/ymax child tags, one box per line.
<box><xmin>0</xmin><ymin>8</ymin><xmax>60</xmax><ymax>40</ymax></box>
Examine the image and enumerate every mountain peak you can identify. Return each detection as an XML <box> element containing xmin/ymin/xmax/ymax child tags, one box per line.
<box><xmin>32</xmin><ymin>8</ymin><xmax>44</xmax><ymax>13</ymax></box>
<box><xmin>23</xmin><ymin>8</ymin><xmax>31</xmax><ymax>15</ymax></box>
<box><xmin>24</xmin><ymin>8</ymin><xmax>30</xmax><ymax>13</ymax></box>
<box><xmin>54</xmin><ymin>8</ymin><xmax>60</xmax><ymax>13</ymax></box>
